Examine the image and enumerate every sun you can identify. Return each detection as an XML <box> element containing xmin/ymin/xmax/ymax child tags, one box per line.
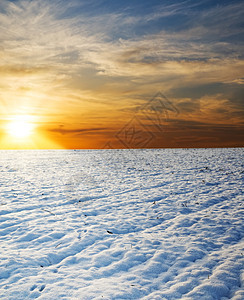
<box><xmin>0</xmin><ymin>114</ymin><xmax>63</xmax><ymax>149</ymax></box>
<box><xmin>6</xmin><ymin>115</ymin><xmax>35</xmax><ymax>139</ymax></box>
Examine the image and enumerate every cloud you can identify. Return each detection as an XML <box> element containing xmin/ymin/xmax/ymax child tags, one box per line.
<box><xmin>48</xmin><ymin>126</ymin><xmax>107</xmax><ymax>136</ymax></box>
<box><xmin>0</xmin><ymin>65</ymin><xmax>50</xmax><ymax>75</ymax></box>
<box><xmin>0</xmin><ymin>0</ymin><xmax>243</xmax><ymax>144</ymax></box>
<box><xmin>1</xmin><ymin>0</ymin><xmax>243</xmax><ymax>74</ymax></box>
<box><xmin>225</xmin><ymin>78</ymin><xmax>244</xmax><ymax>85</ymax></box>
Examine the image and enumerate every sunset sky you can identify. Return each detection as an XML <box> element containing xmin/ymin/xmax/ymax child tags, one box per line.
<box><xmin>0</xmin><ymin>0</ymin><xmax>243</xmax><ymax>149</ymax></box>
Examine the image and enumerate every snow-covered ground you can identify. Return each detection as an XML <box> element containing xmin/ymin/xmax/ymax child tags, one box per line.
<box><xmin>0</xmin><ymin>148</ymin><xmax>243</xmax><ymax>300</ymax></box>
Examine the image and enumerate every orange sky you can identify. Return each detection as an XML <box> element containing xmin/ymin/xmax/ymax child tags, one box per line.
<box><xmin>0</xmin><ymin>0</ymin><xmax>243</xmax><ymax>149</ymax></box>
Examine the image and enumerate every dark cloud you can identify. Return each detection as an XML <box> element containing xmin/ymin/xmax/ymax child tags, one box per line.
<box><xmin>168</xmin><ymin>118</ymin><xmax>244</xmax><ymax>129</ymax></box>
<box><xmin>171</xmin><ymin>82</ymin><xmax>244</xmax><ymax>115</ymax></box>
<box><xmin>150</xmin><ymin>119</ymin><xmax>244</xmax><ymax>148</ymax></box>
<box><xmin>176</xmin><ymin>100</ymin><xmax>200</xmax><ymax>113</ymax></box>
<box><xmin>228</xmin><ymin>86</ymin><xmax>244</xmax><ymax>108</ymax></box>
<box><xmin>49</xmin><ymin>126</ymin><xmax>107</xmax><ymax>136</ymax></box>
<box><xmin>172</xmin><ymin>83</ymin><xmax>225</xmax><ymax>100</ymax></box>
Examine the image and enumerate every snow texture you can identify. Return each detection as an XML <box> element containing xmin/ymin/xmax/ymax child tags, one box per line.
<box><xmin>0</xmin><ymin>148</ymin><xmax>243</xmax><ymax>299</ymax></box>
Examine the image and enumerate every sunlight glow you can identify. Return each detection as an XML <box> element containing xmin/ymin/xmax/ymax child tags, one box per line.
<box><xmin>6</xmin><ymin>116</ymin><xmax>35</xmax><ymax>139</ymax></box>
<box><xmin>0</xmin><ymin>114</ymin><xmax>63</xmax><ymax>149</ymax></box>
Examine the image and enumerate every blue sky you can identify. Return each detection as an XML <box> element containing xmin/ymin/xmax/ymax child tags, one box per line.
<box><xmin>0</xmin><ymin>0</ymin><xmax>243</xmax><ymax>148</ymax></box>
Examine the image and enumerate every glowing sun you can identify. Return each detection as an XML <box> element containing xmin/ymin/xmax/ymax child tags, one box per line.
<box><xmin>6</xmin><ymin>116</ymin><xmax>35</xmax><ymax>139</ymax></box>
<box><xmin>1</xmin><ymin>114</ymin><xmax>63</xmax><ymax>149</ymax></box>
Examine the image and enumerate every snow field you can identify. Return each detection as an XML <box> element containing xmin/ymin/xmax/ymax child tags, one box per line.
<box><xmin>0</xmin><ymin>148</ymin><xmax>243</xmax><ymax>299</ymax></box>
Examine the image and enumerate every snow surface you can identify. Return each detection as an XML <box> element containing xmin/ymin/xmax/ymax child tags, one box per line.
<box><xmin>0</xmin><ymin>148</ymin><xmax>243</xmax><ymax>300</ymax></box>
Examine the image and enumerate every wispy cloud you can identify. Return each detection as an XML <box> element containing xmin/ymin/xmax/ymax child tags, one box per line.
<box><xmin>48</xmin><ymin>126</ymin><xmax>107</xmax><ymax>135</ymax></box>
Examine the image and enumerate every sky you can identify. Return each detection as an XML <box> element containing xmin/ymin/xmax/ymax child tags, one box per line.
<box><xmin>0</xmin><ymin>0</ymin><xmax>243</xmax><ymax>149</ymax></box>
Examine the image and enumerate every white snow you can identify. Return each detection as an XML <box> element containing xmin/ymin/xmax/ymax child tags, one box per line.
<box><xmin>0</xmin><ymin>148</ymin><xmax>243</xmax><ymax>299</ymax></box>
